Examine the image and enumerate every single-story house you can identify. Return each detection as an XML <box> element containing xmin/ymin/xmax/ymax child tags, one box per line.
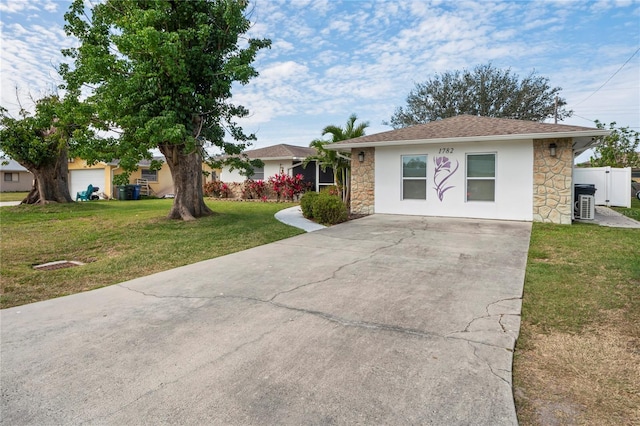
<box><xmin>219</xmin><ymin>144</ymin><xmax>335</xmax><ymax>191</ymax></box>
<box><xmin>68</xmin><ymin>156</ymin><xmax>218</xmax><ymax>199</ymax></box>
<box><xmin>0</xmin><ymin>159</ymin><xmax>34</xmax><ymax>192</ymax></box>
<box><xmin>327</xmin><ymin>115</ymin><xmax>610</xmax><ymax>225</ymax></box>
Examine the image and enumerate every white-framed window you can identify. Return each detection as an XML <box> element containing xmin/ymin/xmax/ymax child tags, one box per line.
<box><xmin>4</xmin><ymin>172</ymin><xmax>19</xmax><ymax>182</ymax></box>
<box><xmin>466</xmin><ymin>153</ymin><xmax>496</xmax><ymax>202</ymax></box>
<box><xmin>402</xmin><ymin>155</ymin><xmax>427</xmax><ymax>200</ymax></box>
<box><xmin>249</xmin><ymin>166</ymin><xmax>264</xmax><ymax>181</ymax></box>
<box><xmin>141</xmin><ymin>169</ymin><xmax>158</xmax><ymax>182</ymax></box>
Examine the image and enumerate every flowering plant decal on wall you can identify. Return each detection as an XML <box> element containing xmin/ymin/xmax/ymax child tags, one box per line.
<box><xmin>433</xmin><ymin>156</ymin><xmax>459</xmax><ymax>201</ymax></box>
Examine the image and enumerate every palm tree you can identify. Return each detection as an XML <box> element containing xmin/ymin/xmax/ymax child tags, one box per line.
<box><xmin>305</xmin><ymin>114</ymin><xmax>369</xmax><ymax>203</ymax></box>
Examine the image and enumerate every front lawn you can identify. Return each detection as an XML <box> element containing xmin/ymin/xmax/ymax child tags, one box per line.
<box><xmin>514</xmin><ymin>222</ymin><xmax>640</xmax><ymax>425</ymax></box>
<box><xmin>0</xmin><ymin>192</ymin><xmax>28</xmax><ymax>202</ymax></box>
<box><xmin>0</xmin><ymin>199</ymin><xmax>303</xmax><ymax>308</ymax></box>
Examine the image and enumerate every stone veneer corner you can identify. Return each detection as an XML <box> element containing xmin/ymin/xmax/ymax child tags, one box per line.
<box><xmin>532</xmin><ymin>138</ymin><xmax>573</xmax><ymax>224</ymax></box>
<box><xmin>350</xmin><ymin>147</ymin><xmax>375</xmax><ymax>215</ymax></box>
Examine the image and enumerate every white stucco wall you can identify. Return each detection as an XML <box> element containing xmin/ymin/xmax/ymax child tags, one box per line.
<box><xmin>374</xmin><ymin>140</ymin><xmax>534</xmax><ymax>221</ymax></box>
<box><xmin>220</xmin><ymin>160</ymin><xmax>292</xmax><ymax>183</ymax></box>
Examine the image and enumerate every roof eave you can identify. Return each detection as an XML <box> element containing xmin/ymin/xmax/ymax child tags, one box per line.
<box><xmin>326</xmin><ymin>130</ymin><xmax>611</xmax><ymax>151</ymax></box>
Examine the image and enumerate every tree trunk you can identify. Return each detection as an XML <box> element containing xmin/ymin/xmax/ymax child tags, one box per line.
<box><xmin>21</xmin><ymin>148</ymin><xmax>74</xmax><ymax>205</ymax></box>
<box><xmin>159</xmin><ymin>144</ymin><xmax>213</xmax><ymax>221</ymax></box>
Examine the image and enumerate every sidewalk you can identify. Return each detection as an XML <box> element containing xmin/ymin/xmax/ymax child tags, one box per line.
<box><xmin>576</xmin><ymin>205</ymin><xmax>640</xmax><ymax>229</ymax></box>
<box><xmin>274</xmin><ymin>205</ymin><xmax>326</xmax><ymax>232</ymax></box>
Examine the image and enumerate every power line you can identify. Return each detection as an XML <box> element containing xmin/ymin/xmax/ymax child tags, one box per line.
<box><xmin>573</xmin><ymin>46</ymin><xmax>640</xmax><ymax>107</ymax></box>
<box><xmin>572</xmin><ymin>113</ymin><xmax>640</xmax><ymax>129</ymax></box>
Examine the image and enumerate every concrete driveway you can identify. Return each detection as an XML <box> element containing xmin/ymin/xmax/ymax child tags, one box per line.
<box><xmin>1</xmin><ymin>215</ymin><xmax>531</xmax><ymax>425</ymax></box>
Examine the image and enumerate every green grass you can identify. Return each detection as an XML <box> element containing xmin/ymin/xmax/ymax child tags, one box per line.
<box><xmin>520</xmin><ymin>222</ymin><xmax>639</xmax><ymax>334</ymax></box>
<box><xmin>0</xmin><ymin>192</ymin><xmax>28</xmax><ymax>202</ymax></box>
<box><xmin>515</xmin><ymin>222</ymin><xmax>640</xmax><ymax>424</ymax></box>
<box><xmin>612</xmin><ymin>196</ymin><xmax>640</xmax><ymax>221</ymax></box>
<box><xmin>0</xmin><ymin>199</ymin><xmax>303</xmax><ymax>308</ymax></box>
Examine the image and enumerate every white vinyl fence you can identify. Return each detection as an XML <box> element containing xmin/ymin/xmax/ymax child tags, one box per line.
<box><xmin>573</xmin><ymin>167</ymin><xmax>631</xmax><ymax>208</ymax></box>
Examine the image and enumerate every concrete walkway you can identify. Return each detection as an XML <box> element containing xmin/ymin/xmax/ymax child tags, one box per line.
<box><xmin>1</xmin><ymin>215</ymin><xmax>531</xmax><ymax>425</ymax></box>
<box><xmin>591</xmin><ymin>205</ymin><xmax>640</xmax><ymax>228</ymax></box>
<box><xmin>274</xmin><ymin>205</ymin><xmax>326</xmax><ymax>232</ymax></box>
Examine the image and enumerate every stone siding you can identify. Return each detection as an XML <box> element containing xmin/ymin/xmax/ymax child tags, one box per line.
<box><xmin>350</xmin><ymin>147</ymin><xmax>375</xmax><ymax>215</ymax></box>
<box><xmin>532</xmin><ymin>138</ymin><xmax>573</xmax><ymax>224</ymax></box>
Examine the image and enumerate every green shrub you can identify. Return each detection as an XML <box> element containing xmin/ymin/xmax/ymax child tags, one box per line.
<box><xmin>312</xmin><ymin>192</ymin><xmax>348</xmax><ymax>225</ymax></box>
<box><xmin>300</xmin><ymin>191</ymin><xmax>319</xmax><ymax>219</ymax></box>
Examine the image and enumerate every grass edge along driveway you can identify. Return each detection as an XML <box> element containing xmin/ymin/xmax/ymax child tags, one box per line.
<box><xmin>514</xmin><ymin>216</ymin><xmax>640</xmax><ymax>426</ymax></box>
<box><xmin>0</xmin><ymin>199</ymin><xmax>303</xmax><ymax>309</ymax></box>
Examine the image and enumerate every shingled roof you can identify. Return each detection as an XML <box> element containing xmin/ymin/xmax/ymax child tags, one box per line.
<box><xmin>328</xmin><ymin>115</ymin><xmax>608</xmax><ymax>152</ymax></box>
<box><xmin>241</xmin><ymin>144</ymin><xmax>316</xmax><ymax>160</ymax></box>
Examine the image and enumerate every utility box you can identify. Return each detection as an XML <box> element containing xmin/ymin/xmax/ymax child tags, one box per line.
<box><xmin>574</xmin><ymin>184</ymin><xmax>596</xmax><ymax>219</ymax></box>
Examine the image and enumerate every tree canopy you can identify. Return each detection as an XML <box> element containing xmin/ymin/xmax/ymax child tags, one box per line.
<box><xmin>590</xmin><ymin>121</ymin><xmax>640</xmax><ymax>168</ymax></box>
<box><xmin>60</xmin><ymin>0</ymin><xmax>270</xmax><ymax>220</ymax></box>
<box><xmin>0</xmin><ymin>95</ymin><xmax>92</xmax><ymax>204</ymax></box>
<box><xmin>388</xmin><ymin>63</ymin><xmax>572</xmax><ymax>128</ymax></box>
<box><xmin>306</xmin><ymin>113</ymin><xmax>369</xmax><ymax>202</ymax></box>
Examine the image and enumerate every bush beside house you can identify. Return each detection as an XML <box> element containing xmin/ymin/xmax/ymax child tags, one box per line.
<box><xmin>300</xmin><ymin>189</ymin><xmax>348</xmax><ymax>225</ymax></box>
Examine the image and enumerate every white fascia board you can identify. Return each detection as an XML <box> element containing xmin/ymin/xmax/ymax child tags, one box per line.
<box><xmin>325</xmin><ymin>129</ymin><xmax>611</xmax><ymax>150</ymax></box>
<box><xmin>254</xmin><ymin>156</ymin><xmax>307</xmax><ymax>161</ymax></box>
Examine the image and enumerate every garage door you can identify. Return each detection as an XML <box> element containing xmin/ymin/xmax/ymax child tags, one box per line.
<box><xmin>69</xmin><ymin>169</ymin><xmax>105</xmax><ymax>198</ymax></box>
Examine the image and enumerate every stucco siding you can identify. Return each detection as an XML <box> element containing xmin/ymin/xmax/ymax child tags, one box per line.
<box><xmin>0</xmin><ymin>171</ymin><xmax>33</xmax><ymax>192</ymax></box>
<box><xmin>221</xmin><ymin>160</ymin><xmax>292</xmax><ymax>183</ymax></box>
<box><xmin>374</xmin><ymin>140</ymin><xmax>534</xmax><ymax>221</ymax></box>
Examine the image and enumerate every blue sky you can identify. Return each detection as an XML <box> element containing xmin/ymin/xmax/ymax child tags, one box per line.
<box><xmin>1</xmin><ymin>0</ymin><xmax>639</xmax><ymax>163</ymax></box>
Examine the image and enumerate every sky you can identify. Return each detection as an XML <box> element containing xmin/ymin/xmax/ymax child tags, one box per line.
<box><xmin>1</xmin><ymin>0</ymin><xmax>639</xmax><ymax>163</ymax></box>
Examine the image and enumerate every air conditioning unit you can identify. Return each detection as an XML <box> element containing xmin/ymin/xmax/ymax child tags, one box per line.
<box><xmin>578</xmin><ymin>195</ymin><xmax>595</xmax><ymax>220</ymax></box>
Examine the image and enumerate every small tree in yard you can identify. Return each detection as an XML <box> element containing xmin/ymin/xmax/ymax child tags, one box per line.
<box><xmin>0</xmin><ymin>95</ymin><xmax>92</xmax><ymax>204</ymax></box>
<box><xmin>590</xmin><ymin>121</ymin><xmax>640</xmax><ymax>168</ymax></box>
<box><xmin>60</xmin><ymin>0</ymin><xmax>270</xmax><ymax>220</ymax></box>
<box><xmin>305</xmin><ymin>114</ymin><xmax>369</xmax><ymax>203</ymax></box>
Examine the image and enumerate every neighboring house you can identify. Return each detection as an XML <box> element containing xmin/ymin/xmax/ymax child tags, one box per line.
<box><xmin>0</xmin><ymin>159</ymin><xmax>34</xmax><ymax>192</ymax></box>
<box><xmin>68</xmin><ymin>156</ymin><xmax>218</xmax><ymax>199</ymax></box>
<box><xmin>219</xmin><ymin>144</ymin><xmax>335</xmax><ymax>191</ymax></box>
<box><xmin>68</xmin><ymin>158</ymin><xmax>119</xmax><ymax>199</ymax></box>
<box><xmin>328</xmin><ymin>115</ymin><xmax>609</xmax><ymax>225</ymax></box>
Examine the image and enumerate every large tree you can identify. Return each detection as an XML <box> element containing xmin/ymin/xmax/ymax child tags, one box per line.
<box><xmin>388</xmin><ymin>63</ymin><xmax>572</xmax><ymax>128</ymax></box>
<box><xmin>60</xmin><ymin>0</ymin><xmax>270</xmax><ymax>220</ymax></box>
<box><xmin>590</xmin><ymin>121</ymin><xmax>640</xmax><ymax>168</ymax></box>
<box><xmin>0</xmin><ymin>95</ymin><xmax>89</xmax><ymax>204</ymax></box>
<box><xmin>306</xmin><ymin>114</ymin><xmax>369</xmax><ymax>202</ymax></box>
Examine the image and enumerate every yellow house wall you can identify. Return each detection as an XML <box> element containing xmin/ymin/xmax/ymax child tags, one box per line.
<box><xmin>116</xmin><ymin>163</ymin><xmax>220</xmax><ymax>197</ymax></box>
<box><xmin>67</xmin><ymin>159</ymin><xmax>116</xmax><ymax>198</ymax></box>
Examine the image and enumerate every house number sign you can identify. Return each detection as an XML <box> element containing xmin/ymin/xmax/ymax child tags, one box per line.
<box><xmin>438</xmin><ymin>147</ymin><xmax>454</xmax><ymax>154</ymax></box>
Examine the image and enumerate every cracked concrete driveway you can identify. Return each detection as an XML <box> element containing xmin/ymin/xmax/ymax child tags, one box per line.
<box><xmin>1</xmin><ymin>214</ymin><xmax>531</xmax><ymax>425</ymax></box>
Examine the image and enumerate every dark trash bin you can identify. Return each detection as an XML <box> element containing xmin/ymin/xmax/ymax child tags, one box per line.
<box><xmin>132</xmin><ymin>184</ymin><xmax>141</xmax><ymax>200</ymax></box>
<box><xmin>574</xmin><ymin>184</ymin><xmax>597</xmax><ymax>217</ymax></box>
<box><xmin>117</xmin><ymin>186</ymin><xmax>127</xmax><ymax>201</ymax></box>
<box><xmin>124</xmin><ymin>185</ymin><xmax>135</xmax><ymax>200</ymax></box>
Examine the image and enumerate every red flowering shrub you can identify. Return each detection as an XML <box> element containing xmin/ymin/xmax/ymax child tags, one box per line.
<box><xmin>203</xmin><ymin>181</ymin><xmax>232</xmax><ymax>198</ymax></box>
<box><xmin>268</xmin><ymin>172</ymin><xmax>306</xmax><ymax>201</ymax></box>
<box><xmin>243</xmin><ymin>179</ymin><xmax>268</xmax><ymax>200</ymax></box>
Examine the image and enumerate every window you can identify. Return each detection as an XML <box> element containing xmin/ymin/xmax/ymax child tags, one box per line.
<box><xmin>466</xmin><ymin>153</ymin><xmax>496</xmax><ymax>202</ymax></box>
<box><xmin>249</xmin><ymin>166</ymin><xmax>264</xmax><ymax>181</ymax></box>
<box><xmin>402</xmin><ymin>155</ymin><xmax>427</xmax><ymax>200</ymax></box>
<box><xmin>4</xmin><ymin>172</ymin><xmax>19</xmax><ymax>182</ymax></box>
<box><xmin>141</xmin><ymin>169</ymin><xmax>158</xmax><ymax>182</ymax></box>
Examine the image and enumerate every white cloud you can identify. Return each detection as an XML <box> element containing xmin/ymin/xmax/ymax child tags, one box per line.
<box><xmin>260</xmin><ymin>61</ymin><xmax>310</xmax><ymax>82</ymax></box>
